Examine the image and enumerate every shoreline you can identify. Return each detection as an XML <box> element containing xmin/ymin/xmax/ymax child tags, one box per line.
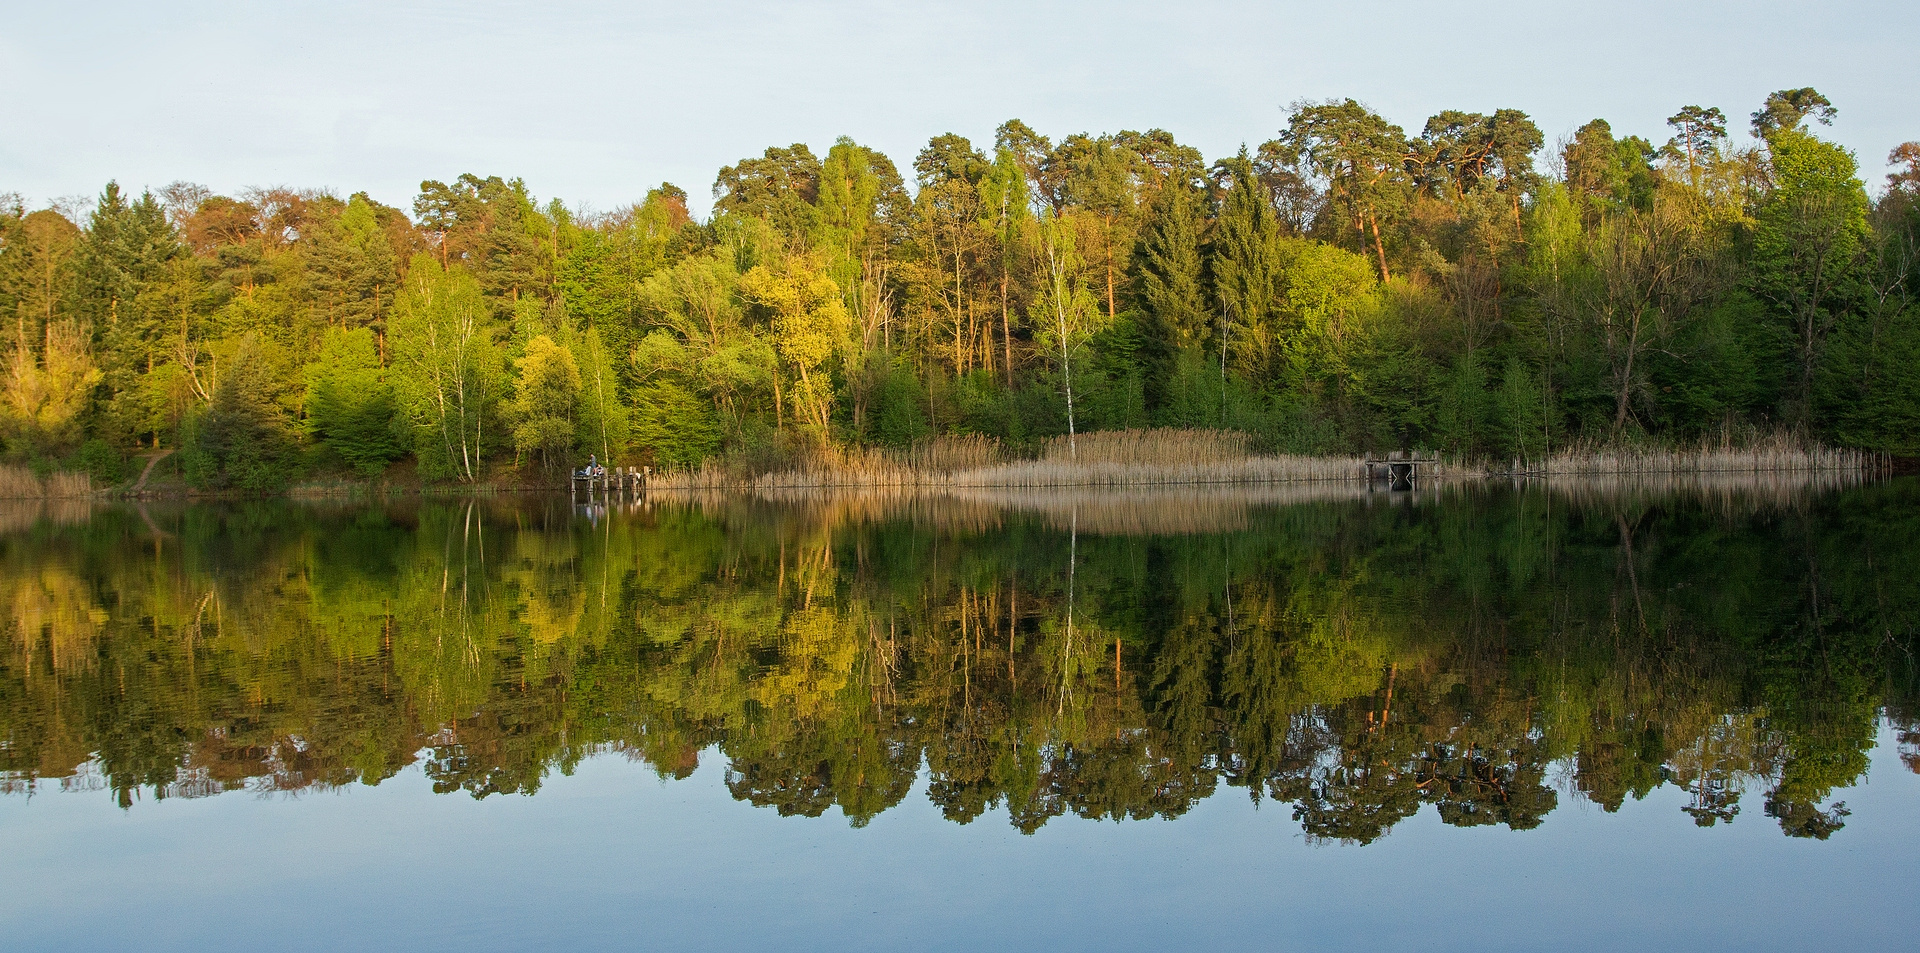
<box><xmin>0</xmin><ymin>431</ymin><xmax>1897</xmax><ymax>502</ymax></box>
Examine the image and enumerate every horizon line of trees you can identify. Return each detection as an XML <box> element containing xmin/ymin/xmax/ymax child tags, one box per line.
<box><xmin>4</xmin><ymin>87</ymin><xmax>1919</xmax><ymax>488</ymax></box>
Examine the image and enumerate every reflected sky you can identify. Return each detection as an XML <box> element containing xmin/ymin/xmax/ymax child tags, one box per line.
<box><xmin>3</xmin><ymin>724</ymin><xmax>1914</xmax><ymax>952</ymax></box>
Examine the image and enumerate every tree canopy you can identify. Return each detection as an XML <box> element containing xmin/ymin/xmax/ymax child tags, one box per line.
<box><xmin>3</xmin><ymin>88</ymin><xmax>1916</xmax><ymax>484</ymax></box>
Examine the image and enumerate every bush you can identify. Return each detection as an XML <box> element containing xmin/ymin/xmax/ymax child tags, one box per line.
<box><xmin>866</xmin><ymin>360</ymin><xmax>931</xmax><ymax>449</ymax></box>
<box><xmin>305</xmin><ymin>328</ymin><xmax>404</xmax><ymax>477</ymax></box>
<box><xmin>634</xmin><ymin>380</ymin><xmax>721</xmax><ymax>466</ymax></box>
<box><xmin>73</xmin><ymin>439</ymin><xmax>125</xmax><ymax>484</ymax></box>
<box><xmin>188</xmin><ymin>334</ymin><xmax>301</xmax><ymax>491</ymax></box>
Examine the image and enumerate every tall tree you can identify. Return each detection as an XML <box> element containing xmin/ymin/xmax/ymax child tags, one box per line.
<box><xmin>741</xmin><ymin>257</ymin><xmax>850</xmax><ymax>440</ymax></box>
<box><xmin>1279</xmin><ymin>100</ymin><xmax>1409</xmax><ymax>281</ymax></box>
<box><xmin>908</xmin><ymin>134</ymin><xmax>991</xmax><ymax>375</ymax></box>
<box><xmin>1211</xmin><ymin>151</ymin><xmax>1286</xmax><ymax>379</ymax></box>
<box><xmin>1664</xmin><ymin>106</ymin><xmax>1728</xmax><ymax>186</ymax></box>
<box><xmin>716</xmin><ymin>144</ymin><xmax>825</xmax><ymax>246</ymax></box>
<box><xmin>1487</xmin><ymin>109</ymin><xmax>1546</xmax><ymax>233</ymax></box>
<box><xmin>977</xmin><ymin>147</ymin><xmax>1031</xmax><ymax>383</ymax></box>
<box><xmin>1751</xmin><ymin>88</ymin><xmax>1836</xmax><ymax>140</ymax></box>
<box><xmin>1751</xmin><ymin>129</ymin><xmax>1869</xmax><ymax>422</ymax></box>
<box><xmin>1033</xmin><ymin>212</ymin><xmax>1104</xmax><ymax>458</ymax></box>
<box><xmin>308</xmin><ymin>193</ymin><xmax>402</xmax><ymax>340</ymax></box>
<box><xmin>1135</xmin><ymin>179</ymin><xmax>1210</xmax><ymax>352</ymax></box>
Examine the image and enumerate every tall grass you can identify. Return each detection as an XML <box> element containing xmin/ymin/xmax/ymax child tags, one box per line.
<box><xmin>0</xmin><ymin>465</ymin><xmax>93</xmax><ymax>499</ymax></box>
<box><xmin>650</xmin><ymin>428</ymin><xmax>1383</xmax><ymax>491</ymax></box>
<box><xmin>898</xmin><ymin>433</ymin><xmax>1004</xmax><ymax>472</ymax></box>
<box><xmin>958</xmin><ymin>453</ymin><xmax>1376</xmax><ymax>488</ymax></box>
<box><xmin>645</xmin><ymin>426</ymin><xmax>1879</xmax><ymax>493</ymax></box>
<box><xmin>1040</xmin><ymin>429</ymin><xmax>1250</xmax><ymax>466</ymax></box>
<box><xmin>1532</xmin><ymin>431</ymin><xmax>1881</xmax><ymax>477</ymax></box>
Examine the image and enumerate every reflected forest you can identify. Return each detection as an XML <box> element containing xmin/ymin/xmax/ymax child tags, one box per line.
<box><xmin>4</xmin><ymin>482</ymin><xmax>1918</xmax><ymax>844</ymax></box>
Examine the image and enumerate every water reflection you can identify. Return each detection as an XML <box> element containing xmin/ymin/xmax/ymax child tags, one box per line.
<box><xmin>2</xmin><ymin>478</ymin><xmax>1916</xmax><ymax>844</ymax></box>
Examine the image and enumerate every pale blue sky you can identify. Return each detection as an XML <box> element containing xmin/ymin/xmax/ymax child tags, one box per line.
<box><xmin>3</xmin><ymin>0</ymin><xmax>1915</xmax><ymax>218</ymax></box>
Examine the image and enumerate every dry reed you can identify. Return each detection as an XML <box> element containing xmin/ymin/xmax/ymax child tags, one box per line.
<box><xmin>898</xmin><ymin>433</ymin><xmax>1004</xmax><ymax>472</ymax></box>
<box><xmin>1531</xmin><ymin>431</ymin><xmax>1879</xmax><ymax>477</ymax></box>
<box><xmin>646</xmin><ymin>427</ymin><xmax>1879</xmax><ymax>494</ymax></box>
<box><xmin>1040</xmin><ymin>429</ymin><xmax>1250</xmax><ymax>466</ymax></box>
<box><xmin>649</xmin><ymin>429</ymin><xmax>1387</xmax><ymax>491</ymax></box>
<box><xmin>0</xmin><ymin>465</ymin><xmax>93</xmax><ymax>500</ymax></box>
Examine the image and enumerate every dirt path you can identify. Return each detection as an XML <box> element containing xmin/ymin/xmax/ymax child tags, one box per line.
<box><xmin>130</xmin><ymin>449</ymin><xmax>175</xmax><ymax>493</ymax></box>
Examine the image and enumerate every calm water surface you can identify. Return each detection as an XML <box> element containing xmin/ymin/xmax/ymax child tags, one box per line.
<box><xmin>1</xmin><ymin>478</ymin><xmax>1916</xmax><ymax>951</ymax></box>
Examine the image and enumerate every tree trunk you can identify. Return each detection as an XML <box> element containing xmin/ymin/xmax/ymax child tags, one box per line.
<box><xmin>1001</xmin><ymin>270</ymin><xmax>1014</xmax><ymax>387</ymax></box>
<box><xmin>1612</xmin><ymin>307</ymin><xmax>1642</xmax><ymax>436</ymax></box>
<box><xmin>1104</xmin><ymin>214</ymin><xmax>1117</xmax><ymax>318</ymax></box>
<box><xmin>1368</xmin><ymin>209</ymin><xmax>1390</xmax><ymax>282</ymax></box>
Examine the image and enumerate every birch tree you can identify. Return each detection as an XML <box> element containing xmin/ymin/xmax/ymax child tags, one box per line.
<box><xmin>1033</xmin><ymin>212</ymin><xmax>1104</xmax><ymax>460</ymax></box>
<box><xmin>389</xmin><ymin>256</ymin><xmax>503</xmax><ymax>481</ymax></box>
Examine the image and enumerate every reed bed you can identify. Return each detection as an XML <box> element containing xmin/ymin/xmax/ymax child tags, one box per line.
<box><xmin>645</xmin><ymin>427</ymin><xmax>1879</xmax><ymax>494</ymax></box>
<box><xmin>1533</xmin><ymin>432</ymin><xmax>1879</xmax><ymax>477</ymax></box>
<box><xmin>642</xmin><ymin>465</ymin><xmax>1875</xmax><ymax>540</ymax></box>
<box><xmin>955</xmin><ymin>453</ymin><xmax>1377</xmax><ymax>488</ymax></box>
<box><xmin>898</xmin><ymin>433</ymin><xmax>1005</xmax><ymax>472</ymax></box>
<box><xmin>0</xmin><ymin>465</ymin><xmax>93</xmax><ymax>500</ymax></box>
<box><xmin>1039</xmin><ymin>429</ymin><xmax>1250</xmax><ymax>466</ymax></box>
<box><xmin>648</xmin><ymin>429</ymin><xmax>1385</xmax><ymax>491</ymax></box>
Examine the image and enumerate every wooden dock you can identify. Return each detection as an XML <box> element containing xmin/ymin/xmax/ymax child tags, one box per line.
<box><xmin>571</xmin><ymin>466</ymin><xmax>652</xmax><ymax>498</ymax></box>
<box><xmin>1363</xmin><ymin>456</ymin><xmax>1436</xmax><ymax>490</ymax></box>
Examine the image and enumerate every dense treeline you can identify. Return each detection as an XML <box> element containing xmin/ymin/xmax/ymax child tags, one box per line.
<box><xmin>3</xmin><ymin>89</ymin><xmax>1918</xmax><ymax>487</ymax></box>
<box><xmin>2</xmin><ymin>486</ymin><xmax>1915</xmax><ymax>839</ymax></box>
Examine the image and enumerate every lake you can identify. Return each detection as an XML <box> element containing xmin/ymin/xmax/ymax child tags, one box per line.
<box><xmin>1</xmin><ymin>476</ymin><xmax>1915</xmax><ymax>951</ymax></box>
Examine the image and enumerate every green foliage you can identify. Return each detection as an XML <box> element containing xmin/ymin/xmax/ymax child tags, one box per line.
<box><xmin>864</xmin><ymin>358</ymin><xmax>930</xmax><ymax>449</ymax></box>
<box><xmin>1434</xmin><ymin>351</ymin><xmax>1491</xmax><ymax>454</ymax></box>
<box><xmin>1751</xmin><ymin>130</ymin><xmax>1870</xmax><ymax>421</ymax></box>
<box><xmin>567</xmin><ymin>324</ymin><xmax>632</xmax><ymax>463</ymax></box>
<box><xmin>304</xmin><ymin>327</ymin><xmax>402</xmax><ymax>476</ymax></box>
<box><xmin>187</xmin><ymin>332</ymin><xmax>299</xmax><ymax>491</ymax></box>
<box><xmin>1495</xmin><ymin>356</ymin><xmax>1548</xmax><ymax>460</ymax></box>
<box><xmin>1562</xmin><ymin>120</ymin><xmax>1658</xmax><ymax>214</ymax></box>
<box><xmin>508</xmin><ymin>334</ymin><xmax>582</xmax><ymax>469</ymax></box>
<box><xmin>388</xmin><ymin>257</ymin><xmax>504</xmax><ymax>481</ymax></box>
<box><xmin>0</xmin><ymin>317</ymin><xmax>101</xmax><ymax>458</ymax></box>
<box><xmin>73</xmin><ymin>437</ymin><xmax>125</xmax><ymax>483</ymax></box>
<box><xmin>1211</xmin><ymin>151</ymin><xmax>1286</xmax><ymax>376</ymax></box>
<box><xmin>633</xmin><ymin>379</ymin><xmax>720</xmax><ymax>466</ymax></box>
<box><xmin>9</xmin><ymin>91</ymin><xmax>1917</xmax><ymax>479</ymax></box>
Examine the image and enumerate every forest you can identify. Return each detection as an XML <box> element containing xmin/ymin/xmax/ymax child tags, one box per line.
<box><xmin>3</xmin><ymin>87</ymin><xmax>1918</xmax><ymax>488</ymax></box>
